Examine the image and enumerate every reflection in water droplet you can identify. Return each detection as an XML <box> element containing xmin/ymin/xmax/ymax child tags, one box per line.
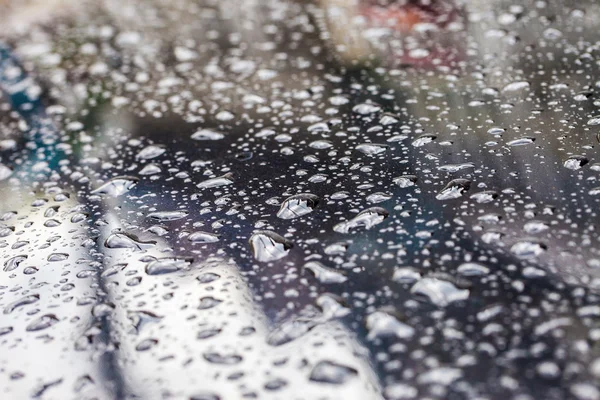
<box><xmin>470</xmin><ymin>191</ymin><xmax>498</xmax><ymax>203</ymax></box>
<box><xmin>507</xmin><ymin>137</ymin><xmax>535</xmax><ymax>146</ymax></box>
<box><xmin>47</xmin><ymin>253</ymin><xmax>69</xmax><ymax>262</ymax></box>
<box><xmin>0</xmin><ymin>163</ymin><xmax>12</xmax><ymax>181</ymax></box>
<box><xmin>304</xmin><ymin>261</ymin><xmax>347</xmax><ymax>284</ymax></box>
<box><xmin>197</xmin><ymin>173</ymin><xmax>234</xmax><ymax>189</ymax></box>
<box><xmin>457</xmin><ymin>262</ymin><xmax>490</xmax><ymax>276</ymax></box>
<box><xmin>309</xmin><ymin>360</ymin><xmax>358</xmax><ymax>384</ymax></box>
<box><xmin>135</xmin><ymin>338</ymin><xmax>158</xmax><ymax>351</ymax></box>
<box><xmin>393</xmin><ymin>175</ymin><xmax>418</xmax><ymax>188</ymax></box>
<box><xmin>523</xmin><ymin>221</ymin><xmax>549</xmax><ymax>234</ymax></box>
<box><xmin>145</xmin><ymin>257</ymin><xmax>193</xmax><ymax>275</ymax></box>
<box><xmin>438</xmin><ymin>162</ymin><xmax>475</xmax><ymax>173</ymax></box>
<box><xmin>147</xmin><ymin>210</ymin><xmax>189</xmax><ymax>221</ymax></box>
<box><xmin>366</xmin><ymin>309</ymin><xmax>415</xmax><ymax>340</ymax></box>
<box><xmin>4</xmin><ymin>294</ymin><xmax>39</xmax><ymax>314</ymax></box>
<box><xmin>137</xmin><ymin>145</ymin><xmax>166</xmax><ymax>159</ymax></box>
<box><xmin>104</xmin><ymin>232</ymin><xmax>156</xmax><ymax>250</ymax></box>
<box><xmin>198</xmin><ymin>296</ymin><xmax>222</xmax><ymax>310</ymax></box>
<box><xmin>352</xmin><ymin>103</ymin><xmax>381</xmax><ymax>114</ymax></box>
<box><xmin>510</xmin><ymin>240</ymin><xmax>547</xmax><ymax>259</ymax></box>
<box><xmin>91</xmin><ymin>176</ymin><xmax>139</xmax><ymax>197</ymax></box>
<box><xmin>188</xmin><ymin>231</ymin><xmax>220</xmax><ymax>243</ymax></box>
<box><xmin>333</xmin><ymin>207</ymin><xmax>389</xmax><ymax>234</ymax></box>
<box><xmin>412</xmin><ymin>134</ymin><xmax>437</xmax><ymax>147</ymax></box>
<box><xmin>436</xmin><ymin>179</ymin><xmax>471</xmax><ymax>200</ymax></box>
<box><xmin>502</xmin><ymin>81</ymin><xmax>530</xmax><ymax>92</ymax></box>
<box><xmin>191</xmin><ymin>128</ymin><xmax>225</xmax><ymax>141</ymax></box>
<box><xmin>392</xmin><ymin>267</ymin><xmax>421</xmax><ymax>284</ymax></box>
<box><xmin>411</xmin><ymin>277</ymin><xmax>470</xmax><ymax>307</ymax></box>
<box><xmin>203</xmin><ymin>352</ymin><xmax>242</xmax><ymax>365</ymax></box>
<box><xmin>26</xmin><ymin>314</ymin><xmax>59</xmax><ymax>331</ymax></box>
<box><xmin>564</xmin><ymin>155</ymin><xmax>589</xmax><ymax>170</ymax></box>
<box><xmin>355</xmin><ymin>143</ymin><xmax>388</xmax><ymax>156</ymax></box>
<box><xmin>277</xmin><ymin>194</ymin><xmax>319</xmax><ymax>219</ymax></box>
<box><xmin>3</xmin><ymin>255</ymin><xmax>27</xmax><ymax>272</ymax></box>
<box><xmin>249</xmin><ymin>231</ymin><xmax>292</xmax><ymax>262</ymax></box>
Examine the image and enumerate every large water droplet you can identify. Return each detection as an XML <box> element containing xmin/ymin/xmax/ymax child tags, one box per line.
<box><xmin>147</xmin><ymin>210</ymin><xmax>188</xmax><ymax>221</ymax></box>
<box><xmin>91</xmin><ymin>176</ymin><xmax>138</xmax><ymax>197</ymax></box>
<box><xmin>277</xmin><ymin>194</ymin><xmax>319</xmax><ymax>219</ymax></box>
<box><xmin>197</xmin><ymin>173</ymin><xmax>234</xmax><ymax>189</ymax></box>
<box><xmin>355</xmin><ymin>143</ymin><xmax>388</xmax><ymax>156</ymax></box>
<box><xmin>333</xmin><ymin>207</ymin><xmax>389</xmax><ymax>234</ymax></box>
<box><xmin>191</xmin><ymin>128</ymin><xmax>225</xmax><ymax>141</ymax></box>
<box><xmin>366</xmin><ymin>309</ymin><xmax>415</xmax><ymax>340</ymax></box>
<box><xmin>436</xmin><ymin>179</ymin><xmax>471</xmax><ymax>200</ymax></box>
<box><xmin>145</xmin><ymin>257</ymin><xmax>193</xmax><ymax>275</ymax></box>
<box><xmin>249</xmin><ymin>231</ymin><xmax>292</xmax><ymax>262</ymax></box>
<box><xmin>410</xmin><ymin>277</ymin><xmax>470</xmax><ymax>307</ymax></box>
<box><xmin>26</xmin><ymin>314</ymin><xmax>59</xmax><ymax>331</ymax></box>
<box><xmin>510</xmin><ymin>240</ymin><xmax>547</xmax><ymax>258</ymax></box>
<box><xmin>309</xmin><ymin>361</ymin><xmax>358</xmax><ymax>384</ymax></box>
<box><xmin>188</xmin><ymin>231</ymin><xmax>220</xmax><ymax>243</ymax></box>
<box><xmin>137</xmin><ymin>144</ymin><xmax>166</xmax><ymax>159</ymax></box>
<box><xmin>304</xmin><ymin>261</ymin><xmax>347</xmax><ymax>284</ymax></box>
<box><xmin>104</xmin><ymin>232</ymin><xmax>156</xmax><ymax>250</ymax></box>
<box><xmin>3</xmin><ymin>255</ymin><xmax>27</xmax><ymax>272</ymax></box>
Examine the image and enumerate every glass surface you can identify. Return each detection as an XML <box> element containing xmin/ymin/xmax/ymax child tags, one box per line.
<box><xmin>0</xmin><ymin>0</ymin><xmax>599</xmax><ymax>399</ymax></box>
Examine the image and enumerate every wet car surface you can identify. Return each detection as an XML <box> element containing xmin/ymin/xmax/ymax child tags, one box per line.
<box><xmin>0</xmin><ymin>0</ymin><xmax>600</xmax><ymax>399</ymax></box>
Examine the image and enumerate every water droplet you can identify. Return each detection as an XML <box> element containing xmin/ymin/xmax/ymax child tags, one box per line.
<box><xmin>366</xmin><ymin>309</ymin><xmax>415</xmax><ymax>340</ymax></box>
<box><xmin>135</xmin><ymin>338</ymin><xmax>158</xmax><ymax>351</ymax></box>
<box><xmin>4</xmin><ymin>294</ymin><xmax>39</xmax><ymax>314</ymax></box>
<box><xmin>436</xmin><ymin>179</ymin><xmax>471</xmax><ymax>200</ymax></box>
<box><xmin>507</xmin><ymin>137</ymin><xmax>535</xmax><ymax>146</ymax></box>
<box><xmin>91</xmin><ymin>176</ymin><xmax>138</xmax><ymax>197</ymax></box>
<box><xmin>26</xmin><ymin>314</ymin><xmax>59</xmax><ymax>331</ymax></box>
<box><xmin>412</xmin><ymin>134</ymin><xmax>437</xmax><ymax>147</ymax></box>
<box><xmin>366</xmin><ymin>192</ymin><xmax>392</xmax><ymax>204</ymax></box>
<box><xmin>147</xmin><ymin>210</ymin><xmax>188</xmax><ymax>221</ymax></box>
<box><xmin>564</xmin><ymin>155</ymin><xmax>589</xmax><ymax>170</ymax></box>
<box><xmin>355</xmin><ymin>143</ymin><xmax>388</xmax><ymax>156</ymax></box>
<box><xmin>188</xmin><ymin>231</ymin><xmax>220</xmax><ymax>243</ymax></box>
<box><xmin>145</xmin><ymin>257</ymin><xmax>193</xmax><ymax>275</ymax></box>
<box><xmin>392</xmin><ymin>267</ymin><xmax>421</xmax><ymax>284</ymax></box>
<box><xmin>0</xmin><ymin>163</ymin><xmax>13</xmax><ymax>181</ymax></box>
<box><xmin>197</xmin><ymin>173</ymin><xmax>234</xmax><ymax>189</ymax></box>
<box><xmin>304</xmin><ymin>261</ymin><xmax>347</xmax><ymax>284</ymax></box>
<box><xmin>191</xmin><ymin>128</ymin><xmax>225</xmax><ymax>140</ymax></box>
<box><xmin>203</xmin><ymin>352</ymin><xmax>242</xmax><ymax>365</ymax></box>
<box><xmin>47</xmin><ymin>253</ymin><xmax>68</xmax><ymax>262</ymax></box>
<box><xmin>457</xmin><ymin>262</ymin><xmax>490</xmax><ymax>276</ymax></box>
<box><xmin>4</xmin><ymin>255</ymin><xmax>27</xmax><ymax>272</ymax></box>
<box><xmin>523</xmin><ymin>220</ymin><xmax>549</xmax><ymax>234</ymax></box>
<box><xmin>249</xmin><ymin>231</ymin><xmax>292</xmax><ymax>262</ymax></box>
<box><xmin>198</xmin><ymin>296</ymin><xmax>222</xmax><ymax>310</ymax></box>
<box><xmin>139</xmin><ymin>164</ymin><xmax>161</xmax><ymax>175</ymax></box>
<box><xmin>470</xmin><ymin>191</ymin><xmax>498</xmax><ymax>203</ymax></box>
<box><xmin>410</xmin><ymin>277</ymin><xmax>470</xmax><ymax>307</ymax></box>
<box><xmin>277</xmin><ymin>194</ymin><xmax>319</xmax><ymax>219</ymax></box>
<box><xmin>438</xmin><ymin>162</ymin><xmax>475</xmax><ymax>173</ymax></box>
<box><xmin>333</xmin><ymin>207</ymin><xmax>389</xmax><ymax>234</ymax></box>
<box><xmin>352</xmin><ymin>102</ymin><xmax>381</xmax><ymax>114</ymax></box>
<box><xmin>137</xmin><ymin>144</ymin><xmax>166</xmax><ymax>159</ymax></box>
<box><xmin>105</xmin><ymin>232</ymin><xmax>156</xmax><ymax>250</ymax></box>
<box><xmin>510</xmin><ymin>240</ymin><xmax>547</xmax><ymax>258</ymax></box>
<box><xmin>502</xmin><ymin>81</ymin><xmax>530</xmax><ymax>93</ymax></box>
<box><xmin>393</xmin><ymin>175</ymin><xmax>418</xmax><ymax>188</ymax></box>
<box><xmin>309</xmin><ymin>361</ymin><xmax>358</xmax><ymax>384</ymax></box>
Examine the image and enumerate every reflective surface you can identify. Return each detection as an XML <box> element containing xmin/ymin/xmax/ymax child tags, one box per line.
<box><xmin>1</xmin><ymin>0</ymin><xmax>600</xmax><ymax>399</ymax></box>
